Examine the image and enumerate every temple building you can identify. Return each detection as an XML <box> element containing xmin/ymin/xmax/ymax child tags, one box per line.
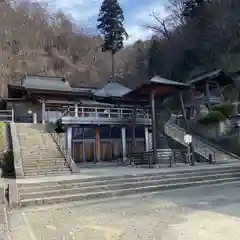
<box><xmin>5</xmin><ymin>75</ymin><xmax>151</xmax><ymax>164</ymax></box>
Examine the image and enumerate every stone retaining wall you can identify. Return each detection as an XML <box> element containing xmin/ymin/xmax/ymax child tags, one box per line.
<box><xmin>10</xmin><ymin>124</ymin><xmax>24</xmax><ymax>178</ymax></box>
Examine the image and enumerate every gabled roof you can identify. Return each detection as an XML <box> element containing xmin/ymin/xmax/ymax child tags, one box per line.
<box><xmin>188</xmin><ymin>69</ymin><xmax>232</xmax><ymax>86</ymax></box>
<box><xmin>123</xmin><ymin>76</ymin><xmax>190</xmax><ymax>99</ymax></box>
<box><xmin>94</xmin><ymin>82</ymin><xmax>131</xmax><ymax>97</ymax></box>
<box><xmin>150</xmin><ymin>76</ymin><xmax>190</xmax><ymax>87</ymax></box>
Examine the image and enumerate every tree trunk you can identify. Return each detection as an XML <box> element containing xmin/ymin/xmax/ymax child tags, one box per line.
<box><xmin>111</xmin><ymin>51</ymin><xmax>115</xmax><ymax>81</ymax></box>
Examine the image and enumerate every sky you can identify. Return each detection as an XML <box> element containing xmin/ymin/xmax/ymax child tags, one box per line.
<box><xmin>38</xmin><ymin>0</ymin><xmax>170</xmax><ymax>45</ymax></box>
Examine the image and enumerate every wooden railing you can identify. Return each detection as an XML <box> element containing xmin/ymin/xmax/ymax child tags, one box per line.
<box><xmin>45</xmin><ymin>106</ymin><xmax>150</xmax><ymax>122</ymax></box>
<box><xmin>47</xmin><ymin>123</ymin><xmax>78</xmax><ymax>173</ymax></box>
<box><xmin>131</xmin><ymin>149</ymin><xmax>188</xmax><ymax>168</ymax></box>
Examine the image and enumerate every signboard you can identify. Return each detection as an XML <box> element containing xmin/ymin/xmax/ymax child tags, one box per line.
<box><xmin>184</xmin><ymin>134</ymin><xmax>192</xmax><ymax>144</ymax></box>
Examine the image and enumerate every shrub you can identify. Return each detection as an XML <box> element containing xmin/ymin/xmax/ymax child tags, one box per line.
<box><xmin>198</xmin><ymin>110</ymin><xmax>226</xmax><ymax>125</ymax></box>
<box><xmin>1</xmin><ymin>150</ymin><xmax>15</xmax><ymax>178</ymax></box>
<box><xmin>53</xmin><ymin>119</ymin><xmax>66</xmax><ymax>133</ymax></box>
<box><xmin>212</xmin><ymin>103</ymin><xmax>234</xmax><ymax>118</ymax></box>
<box><xmin>0</xmin><ymin>122</ymin><xmax>4</xmax><ymax>149</ymax></box>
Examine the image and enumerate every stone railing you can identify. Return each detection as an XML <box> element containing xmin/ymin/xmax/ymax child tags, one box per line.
<box><xmin>164</xmin><ymin>114</ymin><xmax>240</xmax><ymax>163</ymax></box>
<box><xmin>47</xmin><ymin>124</ymin><xmax>78</xmax><ymax>173</ymax></box>
<box><xmin>10</xmin><ymin>124</ymin><xmax>24</xmax><ymax>178</ymax></box>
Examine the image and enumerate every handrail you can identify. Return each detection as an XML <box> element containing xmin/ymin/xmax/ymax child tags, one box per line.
<box><xmin>165</xmin><ymin>114</ymin><xmax>240</xmax><ymax>160</ymax></box>
<box><xmin>47</xmin><ymin>123</ymin><xmax>78</xmax><ymax>173</ymax></box>
<box><xmin>190</xmin><ymin>126</ymin><xmax>240</xmax><ymax>160</ymax></box>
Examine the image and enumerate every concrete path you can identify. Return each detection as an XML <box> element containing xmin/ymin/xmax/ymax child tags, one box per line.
<box><xmin>7</xmin><ymin>181</ymin><xmax>240</xmax><ymax>240</ymax></box>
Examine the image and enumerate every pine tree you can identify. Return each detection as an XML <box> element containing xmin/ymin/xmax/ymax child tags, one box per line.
<box><xmin>97</xmin><ymin>0</ymin><xmax>128</xmax><ymax>81</ymax></box>
<box><xmin>182</xmin><ymin>0</ymin><xmax>208</xmax><ymax>19</ymax></box>
<box><xmin>148</xmin><ymin>39</ymin><xmax>162</xmax><ymax>78</ymax></box>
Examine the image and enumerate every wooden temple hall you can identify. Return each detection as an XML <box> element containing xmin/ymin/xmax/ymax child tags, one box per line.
<box><xmin>3</xmin><ymin>75</ymin><xmax>190</xmax><ymax>164</ymax></box>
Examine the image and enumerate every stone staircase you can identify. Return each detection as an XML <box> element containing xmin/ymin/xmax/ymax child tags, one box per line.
<box><xmin>15</xmin><ymin>124</ymin><xmax>72</xmax><ymax>177</ymax></box>
<box><xmin>17</xmin><ymin>164</ymin><xmax>240</xmax><ymax>207</ymax></box>
<box><xmin>164</xmin><ymin>116</ymin><xmax>240</xmax><ymax>164</ymax></box>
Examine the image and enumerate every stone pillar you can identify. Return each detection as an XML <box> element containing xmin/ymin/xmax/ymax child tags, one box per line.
<box><xmin>121</xmin><ymin>126</ymin><xmax>127</xmax><ymax>162</ymax></box>
<box><xmin>41</xmin><ymin>99</ymin><xmax>46</xmax><ymax>124</ymax></box>
<box><xmin>67</xmin><ymin>126</ymin><xmax>72</xmax><ymax>156</ymax></box>
<box><xmin>11</xmin><ymin>108</ymin><xmax>14</xmax><ymax>123</ymax></box>
<box><xmin>95</xmin><ymin>126</ymin><xmax>100</xmax><ymax>162</ymax></box>
<box><xmin>144</xmin><ymin>127</ymin><xmax>149</xmax><ymax>151</ymax></box>
<box><xmin>74</xmin><ymin>104</ymin><xmax>78</xmax><ymax>117</ymax></box>
<box><xmin>33</xmin><ymin>113</ymin><xmax>37</xmax><ymax>124</ymax></box>
<box><xmin>219</xmin><ymin>121</ymin><xmax>224</xmax><ymax>136</ymax></box>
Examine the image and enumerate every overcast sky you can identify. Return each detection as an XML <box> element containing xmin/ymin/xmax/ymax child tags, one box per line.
<box><xmin>37</xmin><ymin>0</ymin><xmax>169</xmax><ymax>45</ymax></box>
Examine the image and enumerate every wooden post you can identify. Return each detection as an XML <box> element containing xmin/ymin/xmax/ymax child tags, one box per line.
<box><xmin>121</xmin><ymin>126</ymin><xmax>127</xmax><ymax>162</ymax></box>
<box><xmin>95</xmin><ymin>126</ymin><xmax>100</xmax><ymax>163</ymax></box>
<box><xmin>41</xmin><ymin>99</ymin><xmax>46</xmax><ymax>124</ymax></box>
<box><xmin>150</xmin><ymin>91</ymin><xmax>156</xmax><ymax>167</ymax></box>
<box><xmin>144</xmin><ymin>127</ymin><xmax>149</xmax><ymax>151</ymax></box>
<box><xmin>74</xmin><ymin>104</ymin><xmax>78</xmax><ymax>117</ymax></box>
<box><xmin>179</xmin><ymin>92</ymin><xmax>195</xmax><ymax>166</ymax></box>
<box><xmin>131</xmin><ymin>108</ymin><xmax>136</xmax><ymax>154</ymax></box>
<box><xmin>67</xmin><ymin>126</ymin><xmax>72</xmax><ymax>156</ymax></box>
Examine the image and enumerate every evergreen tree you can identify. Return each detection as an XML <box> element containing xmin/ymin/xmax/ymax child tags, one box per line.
<box><xmin>182</xmin><ymin>0</ymin><xmax>208</xmax><ymax>19</ymax></box>
<box><xmin>148</xmin><ymin>39</ymin><xmax>162</xmax><ymax>78</ymax></box>
<box><xmin>97</xmin><ymin>0</ymin><xmax>128</xmax><ymax>81</ymax></box>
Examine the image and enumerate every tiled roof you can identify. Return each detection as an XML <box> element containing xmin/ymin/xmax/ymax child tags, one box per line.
<box><xmin>22</xmin><ymin>75</ymin><xmax>72</xmax><ymax>92</ymax></box>
<box><xmin>94</xmin><ymin>82</ymin><xmax>131</xmax><ymax>97</ymax></box>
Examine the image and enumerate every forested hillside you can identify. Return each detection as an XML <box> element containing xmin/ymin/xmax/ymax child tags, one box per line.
<box><xmin>0</xmin><ymin>0</ymin><xmax>240</xmax><ymax>96</ymax></box>
<box><xmin>147</xmin><ymin>0</ymin><xmax>240</xmax><ymax>81</ymax></box>
<box><xmin>0</xmin><ymin>0</ymin><xmax>147</xmax><ymax>95</ymax></box>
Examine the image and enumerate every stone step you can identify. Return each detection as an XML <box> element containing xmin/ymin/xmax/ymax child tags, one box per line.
<box><xmin>24</xmin><ymin>171</ymin><xmax>71</xmax><ymax>176</ymax></box>
<box><xmin>23</xmin><ymin>164</ymin><xmax>69</xmax><ymax>169</ymax></box>
<box><xmin>24</xmin><ymin>173</ymin><xmax>72</xmax><ymax>178</ymax></box>
<box><xmin>19</xmin><ymin>172</ymin><xmax>240</xmax><ymax>200</ymax></box>
<box><xmin>23</xmin><ymin>165</ymin><xmax>70</xmax><ymax>169</ymax></box>
<box><xmin>18</xmin><ymin>167</ymin><xmax>240</xmax><ymax>194</ymax></box>
<box><xmin>23</xmin><ymin>161</ymin><xmax>67</xmax><ymax>165</ymax></box>
<box><xmin>19</xmin><ymin>177</ymin><xmax>240</xmax><ymax>207</ymax></box>
<box><xmin>21</xmin><ymin>155</ymin><xmax>64</xmax><ymax>159</ymax></box>
<box><xmin>23</xmin><ymin>167</ymin><xmax>70</xmax><ymax>172</ymax></box>
<box><xmin>24</xmin><ymin>170</ymin><xmax>71</xmax><ymax>177</ymax></box>
<box><xmin>23</xmin><ymin>167</ymin><xmax>71</xmax><ymax>173</ymax></box>
<box><xmin>22</xmin><ymin>160</ymin><xmax>67</xmax><ymax>164</ymax></box>
<box><xmin>19</xmin><ymin>143</ymin><xmax>57</xmax><ymax>146</ymax></box>
<box><xmin>18</xmin><ymin>165</ymin><xmax>240</xmax><ymax>188</ymax></box>
<box><xmin>22</xmin><ymin>159</ymin><xmax>66</xmax><ymax>164</ymax></box>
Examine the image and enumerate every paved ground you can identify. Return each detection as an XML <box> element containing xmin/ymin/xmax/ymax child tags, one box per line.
<box><xmin>7</xmin><ymin>182</ymin><xmax>240</xmax><ymax>240</ymax></box>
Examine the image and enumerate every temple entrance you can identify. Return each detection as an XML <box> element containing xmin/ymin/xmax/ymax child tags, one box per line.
<box><xmin>72</xmin><ymin>140</ymin><xmax>95</xmax><ymax>163</ymax></box>
<box><xmin>100</xmin><ymin>140</ymin><xmax>112</xmax><ymax>161</ymax></box>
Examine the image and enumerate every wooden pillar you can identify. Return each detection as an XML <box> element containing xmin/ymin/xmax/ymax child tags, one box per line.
<box><xmin>144</xmin><ymin>126</ymin><xmax>149</xmax><ymax>151</ymax></box>
<box><xmin>41</xmin><ymin>99</ymin><xmax>46</xmax><ymax>124</ymax></box>
<box><xmin>67</xmin><ymin>126</ymin><xmax>72</xmax><ymax>156</ymax></box>
<box><xmin>121</xmin><ymin>126</ymin><xmax>127</xmax><ymax>162</ymax></box>
<box><xmin>74</xmin><ymin>104</ymin><xmax>78</xmax><ymax>117</ymax></box>
<box><xmin>150</xmin><ymin>91</ymin><xmax>156</xmax><ymax>167</ymax></box>
<box><xmin>131</xmin><ymin>108</ymin><xmax>136</xmax><ymax>153</ymax></box>
<box><xmin>95</xmin><ymin>126</ymin><xmax>100</xmax><ymax>163</ymax></box>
